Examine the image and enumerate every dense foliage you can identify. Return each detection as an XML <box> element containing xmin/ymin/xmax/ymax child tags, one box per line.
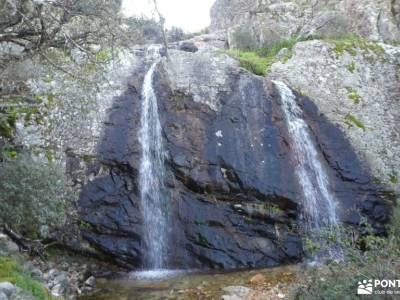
<box><xmin>0</xmin><ymin>0</ymin><xmax>188</xmax><ymax>146</ymax></box>
<box><xmin>0</xmin><ymin>155</ymin><xmax>77</xmax><ymax>238</ymax></box>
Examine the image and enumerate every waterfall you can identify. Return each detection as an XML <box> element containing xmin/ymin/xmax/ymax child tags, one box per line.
<box><xmin>273</xmin><ymin>81</ymin><xmax>341</xmax><ymax>257</ymax></box>
<box><xmin>138</xmin><ymin>59</ymin><xmax>168</xmax><ymax>269</ymax></box>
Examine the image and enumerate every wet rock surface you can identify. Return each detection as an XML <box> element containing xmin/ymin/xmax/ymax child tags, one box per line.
<box><xmin>79</xmin><ymin>46</ymin><xmax>392</xmax><ymax>269</ymax></box>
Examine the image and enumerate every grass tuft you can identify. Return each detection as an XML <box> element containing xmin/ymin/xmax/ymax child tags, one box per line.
<box><xmin>327</xmin><ymin>34</ymin><xmax>386</xmax><ymax>62</ymax></box>
<box><xmin>227</xmin><ymin>34</ymin><xmax>388</xmax><ymax>76</ymax></box>
<box><xmin>345</xmin><ymin>114</ymin><xmax>365</xmax><ymax>130</ymax></box>
<box><xmin>0</xmin><ymin>256</ymin><xmax>56</xmax><ymax>300</ymax></box>
<box><xmin>346</xmin><ymin>61</ymin><xmax>356</xmax><ymax>73</ymax></box>
<box><xmin>345</xmin><ymin>87</ymin><xmax>362</xmax><ymax>104</ymax></box>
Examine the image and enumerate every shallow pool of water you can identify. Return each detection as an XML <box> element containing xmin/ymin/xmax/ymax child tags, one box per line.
<box><xmin>79</xmin><ymin>265</ymin><xmax>300</xmax><ymax>300</ymax></box>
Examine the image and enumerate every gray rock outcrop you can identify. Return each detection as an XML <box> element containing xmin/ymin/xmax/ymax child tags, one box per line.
<box><xmin>268</xmin><ymin>40</ymin><xmax>400</xmax><ymax>190</ymax></box>
<box><xmin>210</xmin><ymin>0</ymin><xmax>400</xmax><ymax>48</ymax></box>
<box><xmin>0</xmin><ymin>282</ymin><xmax>15</xmax><ymax>297</ymax></box>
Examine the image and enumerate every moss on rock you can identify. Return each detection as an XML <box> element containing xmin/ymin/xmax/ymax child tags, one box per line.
<box><xmin>345</xmin><ymin>87</ymin><xmax>362</xmax><ymax>104</ymax></box>
<box><xmin>226</xmin><ymin>38</ymin><xmax>300</xmax><ymax>76</ymax></box>
<box><xmin>345</xmin><ymin>114</ymin><xmax>366</xmax><ymax>131</ymax></box>
<box><xmin>329</xmin><ymin>35</ymin><xmax>386</xmax><ymax>62</ymax></box>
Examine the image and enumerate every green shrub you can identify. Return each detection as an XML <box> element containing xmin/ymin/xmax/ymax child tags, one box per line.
<box><xmin>294</xmin><ymin>201</ymin><xmax>400</xmax><ymax>300</ymax></box>
<box><xmin>0</xmin><ymin>154</ymin><xmax>77</xmax><ymax>237</ymax></box>
<box><xmin>0</xmin><ymin>119</ymin><xmax>13</xmax><ymax>139</ymax></box>
<box><xmin>347</xmin><ymin>61</ymin><xmax>356</xmax><ymax>73</ymax></box>
<box><xmin>227</xmin><ymin>34</ymin><xmax>387</xmax><ymax>76</ymax></box>
<box><xmin>345</xmin><ymin>87</ymin><xmax>362</xmax><ymax>104</ymax></box>
<box><xmin>345</xmin><ymin>114</ymin><xmax>365</xmax><ymax>131</ymax></box>
<box><xmin>254</xmin><ymin>38</ymin><xmax>299</xmax><ymax>58</ymax></box>
<box><xmin>227</xmin><ymin>50</ymin><xmax>273</xmax><ymax>76</ymax></box>
<box><xmin>0</xmin><ymin>105</ymin><xmax>44</xmax><ymax>140</ymax></box>
<box><xmin>328</xmin><ymin>34</ymin><xmax>385</xmax><ymax>61</ymax></box>
<box><xmin>167</xmin><ymin>26</ymin><xmax>186</xmax><ymax>42</ymax></box>
<box><xmin>227</xmin><ymin>37</ymin><xmax>300</xmax><ymax>76</ymax></box>
<box><xmin>389</xmin><ymin>172</ymin><xmax>398</xmax><ymax>184</ymax></box>
<box><xmin>187</xmin><ymin>27</ymin><xmax>209</xmax><ymax>37</ymax></box>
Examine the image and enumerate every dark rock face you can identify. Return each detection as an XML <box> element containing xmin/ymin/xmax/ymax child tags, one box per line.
<box><xmin>155</xmin><ymin>70</ymin><xmax>302</xmax><ymax>269</ymax></box>
<box><xmin>79</xmin><ymin>84</ymin><xmax>144</xmax><ymax>268</ymax></box>
<box><xmin>79</xmin><ymin>52</ymin><xmax>392</xmax><ymax>270</ymax></box>
<box><xmin>296</xmin><ymin>93</ymin><xmax>394</xmax><ymax>232</ymax></box>
<box><xmin>179</xmin><ymin>41</ymin><xmax>199</xmax><ymax>53</ymax></box>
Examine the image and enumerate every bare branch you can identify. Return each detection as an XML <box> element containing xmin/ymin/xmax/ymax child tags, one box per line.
<box><xmin>39</xmin><ymin>50</ymin><xmax>79</xmax><ymax>79</ymax></box>
<box><xmin>152</xmin><ymin>0</ymin><xmax>169</xmax><ymax>58</ymax></box>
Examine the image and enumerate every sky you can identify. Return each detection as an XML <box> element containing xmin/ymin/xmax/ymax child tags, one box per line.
<box><xmin>121</xmin><ymin>0</ymin><xmax>215</xmax><ymax>32</ymax></box>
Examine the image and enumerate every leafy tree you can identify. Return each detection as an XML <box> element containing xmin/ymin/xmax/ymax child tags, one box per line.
<box><xmin>123</xmin><ymin>17</ymin><xmax>163</xmax><ymax>43</ymax></box>
<box><xmin>0</xmin><ymin>0</ymin><xmax>122</xmax><ymax>66</ymax></box>
<box><xmin>0</xmin><ymin>154</ymin><xmax>77</xmax><ymax>238</ymax></box>
<box><xmin>168</xmin><ymin>26</ymin><xmax>186</xmax><ymax>42</ymax></box>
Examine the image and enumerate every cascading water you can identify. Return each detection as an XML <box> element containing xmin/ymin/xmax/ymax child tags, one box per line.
<box><xmin>138</xmin><ymin>54</ymin><xmax>168</xmax><ymax>270</ymax></box>
<box><xmin>273</xmin><ymin>81</ymin><xmax>341</xmax><ymax>258</ymax></box>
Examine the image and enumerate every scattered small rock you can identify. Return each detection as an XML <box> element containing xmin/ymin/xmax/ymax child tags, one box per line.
<box><xmin>0</xmin><ymin>291</ymin><xmax>7</xmax><ymax>300</ymax></box>
<box><xmin>249</xmin><ymin>273</ymin><xmax>266</xmax><ymax>285</ymax></box>
<box><xmin>51</xmin><ymin>283</ymin><xmax>65</xmax><ymax>297</ymax></box>
<box><xmin>0</xmin><ymin>234</ymin><xmax>19</xmax><ymax>256</ymax></box>
<box><xmin>79</xmin><ymin>286</ymin><xmax>92</xmax><ymax>295</ymax></box>
<box><xmin>0</xmin><ymin>282</ymin><xmax>16</xmax><ymax>297</ymax></box>
<box><xmin>39</xmin><ymin>225</ymin><xmax>51</xmax><ymax>239</ymax></box>
<box><xmin>222</xmin><ymin>296</ymin><xmax>242</xmax><ymax>300</ymax></box>
<box><xmin>222</xmin><ymin>285</ymin><xmax>252</xmax><ymax>300</ymax></box>
<box><xmin>54</xmin><ymin>272</ymin><xmax>68</xmax><ymax>285</ymax></box>
<box><xmin>84</xmin><ymin>276</ymin><xmax>96</xmax><ymax>287</ymax></box>
<box><xmin>23</xmin><ymin>262</ymin><xmax>43</xmax><ymax>281</ymax></box>
<box><xmin>276</xmin><ymin>48</ymin><xmax>290</xmax><ymax>60</ymax></box>
<box><xmin>30</xmin><ymin>268</ymin><xmax>43</xmax><ymax>281</ymax></box>
<box><xmin>9</xmin><ymin>287</ymin><xmax>36</xmax><ymax>300</ymax></box>
<box><xmin>44</xmin><ymin>268</ymin><xmax>58</xmax><ymax>281</ymax></box>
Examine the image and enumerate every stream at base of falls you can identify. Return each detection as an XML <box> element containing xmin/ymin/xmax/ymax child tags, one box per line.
<box><xmin>78</xmin><ymin>265</ymin><xmax>300</xmax><ymax>300</ymax></box>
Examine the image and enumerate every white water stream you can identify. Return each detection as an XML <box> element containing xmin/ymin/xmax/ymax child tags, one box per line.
<box><xmin>273</xmin><ymin>81</ymin><xmax>341</xmax><ymax>258</ymax></box>
<box><xmin>138</xmin><ymin>55</ymin><xmax>168</xmax><ymax>270</ymax></box>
